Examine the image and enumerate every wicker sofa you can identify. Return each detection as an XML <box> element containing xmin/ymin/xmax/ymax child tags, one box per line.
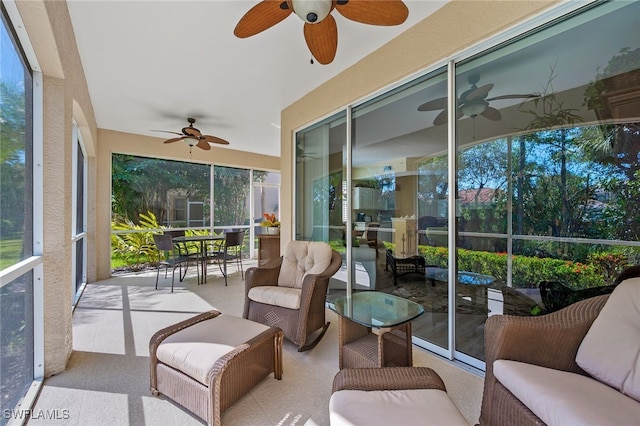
<box><xmin>480</xmin><ymin>277</ymin><xmax>640</xmax><ymax>425</ymax></box>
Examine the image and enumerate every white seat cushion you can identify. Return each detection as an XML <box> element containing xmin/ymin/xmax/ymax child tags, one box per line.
<box><xmin>329</xmin><ymin>389</ymin><xmax>468</xmax><ymax>426</ymax></box>
<box><xmin>494</xmin><ymin>360</ymin><xmax>640</xmax><ymax>426</ymax></box>
<box><xmin>576</xmin><ymin>277</ymin><xmax>640</xmax><ymax>401</ymax></box>
<box><xmin>248</xmin><ymin>286</ymin><xmax>302</xmax><ymax>310</ymax></box>
<box><xmin>156</xmin><ymin>314</ymin><xmax>270</xmax><ymax>385</ymax></box>
<box><xmin>278</xmin><ymin>241</ymin><xmax>332</xmax><ymax>288</ymax></box>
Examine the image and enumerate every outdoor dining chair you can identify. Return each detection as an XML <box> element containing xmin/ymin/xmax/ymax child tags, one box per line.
<box><xmin>207</xmin><ymin>230</ymin><xmax>246</xmax><ymax>286</ymax></box>
<box><xmin>153</xmin><ymin>233</ymin><xmax>200</xmax><ymax>292</ymax></box>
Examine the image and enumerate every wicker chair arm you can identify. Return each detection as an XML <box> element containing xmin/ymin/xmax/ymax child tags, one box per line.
<box><xmin>332</xmin><ymin>367</ymin><xmax>446</xmax><ymax>393</ymax></box>
<box><xmin>149</xmin><ymin>310</ymin><xmax>221</xmax><ymax>355</ymax></box>
<box><xmin>244</xmin><ymin>258</ymin><xmax>282</xmax><ymax>290</ymax></box>
<box><xmin>484</xmin><ymin>294</ymin><xmax>608</xmax><ymax>374</ymax></box>
<box><xmin>480</xmin><ymin>295</ymin><xmax>609</xmax><ymax>426</ymax></box>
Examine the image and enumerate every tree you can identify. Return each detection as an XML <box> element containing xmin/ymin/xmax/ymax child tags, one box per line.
<box><xmin>213</xmin><ymin>166</ymin><xmax>250</xmax><ymax>226</ymax></box>
<box><xmin>520</xmin><ymin>66</ymin><xmax>584</xmax><ymax>237</ymax></box>
<box><xmin>0</xmin><ymin>81</ymin><xmax>27</xmax><ymax>236</ymax></box>
<box><xmin>112</xmin><ymin>155</ymin><xmax>210</xmax><ymax>225</ymax></box>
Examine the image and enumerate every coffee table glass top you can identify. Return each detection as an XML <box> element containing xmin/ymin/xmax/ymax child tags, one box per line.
<box><xmin>328</xmin><ymin>291</ymin><xmax>424</xmax><ymax>328</ymax></box>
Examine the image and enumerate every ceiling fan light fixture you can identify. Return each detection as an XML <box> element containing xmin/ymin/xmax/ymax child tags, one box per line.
<box><xmin>184</xmin><ymin>137</ymin><xmax>198</xmax><ymax>147</ymax></box>
<box><xmin>291</xmin><ymin>0</ymin><xmax>332</xmax><ymax>24</ymax></box>
<box><xmin>461</xmin><ymin>101</ymin><xmax>488</xmax><ymax>118</ymax></box>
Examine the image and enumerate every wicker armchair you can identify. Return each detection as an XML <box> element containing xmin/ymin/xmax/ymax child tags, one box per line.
<box><xmin>243</xmin><ymin>240</ymin><xmax>342</xmax><ymax>351</ymax></box>
<box><xmin>479</xmin><ymin>295</ymin><xmax>609</xmax><ymax>426</ymax></box>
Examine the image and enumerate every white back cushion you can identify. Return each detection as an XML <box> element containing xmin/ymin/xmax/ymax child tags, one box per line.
<box><xmin>278</xmin><ymin>241</ymin><xmax>332</xmax><ymax>288</ymax></box>
<box><xmin>576</xmin><ymin>277</ymin><xmax>640</xmax><ymax>402</ymax></box>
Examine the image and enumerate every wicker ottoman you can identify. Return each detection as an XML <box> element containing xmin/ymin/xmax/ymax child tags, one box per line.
<box><xmin>330</xmin><ymin>367</ymin><xmax>469</xmax><ymax>426</ymax></box>
<box><xmin>149</xmin><ymin>310</ymin><xmax>283</xmax><ymax>426</ymax></box>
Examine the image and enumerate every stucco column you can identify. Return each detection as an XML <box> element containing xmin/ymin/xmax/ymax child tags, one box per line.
<box><xmin>42</xmin><ymin>76</ymin><xmax>73</xmax><ymax>376</ymax></box>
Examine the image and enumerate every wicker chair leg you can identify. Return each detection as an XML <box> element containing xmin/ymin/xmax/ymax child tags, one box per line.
<box><xmin>298</xmin><ymin>321</ymin><xmax>330</xmax><ymax>352</ymax></box>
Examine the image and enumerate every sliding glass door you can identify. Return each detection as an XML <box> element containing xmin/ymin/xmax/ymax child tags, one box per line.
<box><xmin>294</xmin><ymin>0</ymin><xmax>640</xmax><ymax>368</ymax></box>
<box><xmin>452</xmin><ymin>0</ymin><xmax>640</xmax><ymax>365</ymax></box>
<box><xmin>350</xmin><ymin>68</ymin><xmax>451</xmax><ymax>356</ymax></box>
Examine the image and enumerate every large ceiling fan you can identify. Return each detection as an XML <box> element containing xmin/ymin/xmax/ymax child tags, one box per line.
<box><xmin>418</xmin><ymin>75</ymin><xmax>538</xmax><ymax>126</ymax></box>
<box><xmin>152</xmin><ymin>118</ymin><xmax>230</xmax><ymax>151</ymax></box>
<box><xmin>234</xmin><ymin>0</ymin><xmax>409</xmax><ymax>65</ymax></box>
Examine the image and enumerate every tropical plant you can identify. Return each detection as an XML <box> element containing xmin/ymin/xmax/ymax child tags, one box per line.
<box><xmin>260</xmin><ymin>213</ymin><xmax>280</xmax><ymax>227</ymax></box>
<box><xmin>111</xmin><ymin>211</ymin><xmax>162</xmax><ymax>270</ymax></box>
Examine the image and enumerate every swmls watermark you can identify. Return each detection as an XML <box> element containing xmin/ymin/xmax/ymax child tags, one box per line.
<box><xmin>2</xmin><ymin>408</ymin><xmax>70</xmax><ymax>421</ymax></box>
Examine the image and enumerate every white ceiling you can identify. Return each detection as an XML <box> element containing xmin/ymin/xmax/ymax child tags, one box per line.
<box><xmin>67</xmin><ymin>0</ymin><xmax>447</xmax><ymax>157</ymax></box>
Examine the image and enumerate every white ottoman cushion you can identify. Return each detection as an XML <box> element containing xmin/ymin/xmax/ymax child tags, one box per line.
<box><xmin>329</xmin><ymin>388</ymin><xmax>468</xmax><ymax>426</ymax></box>
<box><xmin>156</xmin><ymin>314</ymin><xmax>270</xmax><ymax>385</ymax></box>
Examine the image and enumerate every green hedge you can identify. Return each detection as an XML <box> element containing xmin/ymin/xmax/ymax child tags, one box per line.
<box><xmin>417</xmin><ymin>245</ymin><xmax>607</xmax><ymax>289</ymax></box>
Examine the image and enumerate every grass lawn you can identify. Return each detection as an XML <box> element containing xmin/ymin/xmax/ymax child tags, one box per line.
<box><xmin>0</xmin><ymin>239</ymin><xmax>24</xmax><ymax>271</ymax></box>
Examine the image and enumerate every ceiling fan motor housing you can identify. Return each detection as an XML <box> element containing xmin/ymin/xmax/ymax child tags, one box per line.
<box><xmin>290</xmin><ymin>0</ymin><xmax>332</xmax><ymax>24</ymax></box>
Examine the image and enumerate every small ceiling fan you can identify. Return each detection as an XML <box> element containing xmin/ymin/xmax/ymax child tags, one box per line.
<box><xmin>418</xmin><ymin>75</ymin><xmax>538</xmax><ymax>126</ymax></box>
<box><xmin>151</xmin><ymin>118</ymin><xmax>230</xmax><ymax>151</ymax></box>
<box><xmin>296</xmin><ymin>143</ymin><xmax>319</xmax><ymax>162</ymax></box>
<box><xmin>234</xmin><ymin>0</ymin><xmax>409</xmax><ymax>65</ymax></box>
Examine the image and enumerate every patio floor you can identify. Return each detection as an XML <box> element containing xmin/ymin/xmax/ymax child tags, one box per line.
<box><xmin>28</xmin><ymin>259</ymin><xmax>483</xmax><ymax>426</ymax></box>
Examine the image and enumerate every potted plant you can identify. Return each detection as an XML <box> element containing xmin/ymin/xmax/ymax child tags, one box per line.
<box><xmin>583</xmin><ymin>47</ymin><xmax>640</xmax><ymax>115</ymax></box>
<box><xmin>260</xmin><ymin>213</ymin><xmax>280</xmax><ymax>235</ymax></box>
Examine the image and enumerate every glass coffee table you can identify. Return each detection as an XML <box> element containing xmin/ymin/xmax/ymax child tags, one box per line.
<box><xmin>328</xmin><ymin>291</ymin><xmax>424</xmax><ymax>369</ymax></box>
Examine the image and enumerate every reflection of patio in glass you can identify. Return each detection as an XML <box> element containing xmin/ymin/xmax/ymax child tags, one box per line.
<box><xmin>336</xmin><ymin>253</ymin><xmax>546</xmax><ymax>362</ymax></box>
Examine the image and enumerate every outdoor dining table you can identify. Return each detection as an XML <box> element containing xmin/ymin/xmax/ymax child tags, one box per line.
<box><xmin>173</xmin><ymin>234</ymin><xmax>224</xmax><ymax>284</ymax></box>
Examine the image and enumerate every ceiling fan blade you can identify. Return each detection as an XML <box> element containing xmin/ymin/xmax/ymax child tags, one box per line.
<box><xmin>433</xmin><ymin>108</ymin><xmax>463</xmax><ymax>125</ymax></box>
<box><xmin>196</xmin><ymin>139</ymin><xmax>211</xmax><ymax>151</ymax></box>
<box><xmin>465</xmin><ymin>83</ymin><xmax>493</xmax><ymax>101</ymax></box>
<box><xmin>164</xmin><ymin>137</ymin><xmax>186</xmax><ymax>144</ymax></box>
<box><xmin>486</xmin><ymin>93</ymin><xmax>539</xmax><ymax>101</ymax></box>
<box><xmin>234</xmin><ymin>0</ymin><xmax>292</xmax><ymax>38</ymax></box>
<box><xmin>151</xmin><ymin>130</ymin><xmax>182</xmax><ymax>136</ymax></box>
<box><xmin>304</xmin><ymin>16</ymin><xmax>337</xmax><ymax>65</ymax></box>
<box><xmin>417</xmin><ymin>97</ymin><xmax>447</xmax><ymax>111</ymax></box>
<box><xmin>183</xmin><ymin>126</ymin><xmax>202</xmax><ymax>138</ymax></box>
<box><xmin>336</xmin><ymin>0</ymin><xmax>408</xmax><ymax>26</ymax></box>
<box><xmin>202</xmin><ymin>135</ymin><xmax>230</xmax><ymax>145</ymax></box>
<box><xmin>482</xmin><ymin>107</ymin><xmax>502</xmax><ymax>121</ymax></box>
<box><xmin>433</xmin><ymin>109</ymin><xmax>448</xmax><ymax>126</ymax></box>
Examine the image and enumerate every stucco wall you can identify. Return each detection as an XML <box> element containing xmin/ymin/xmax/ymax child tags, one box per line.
<box><xmin>16</xmin><ymin>0</ymin><xmax>98</xmax><ymax>376</ymax></box>
<box><xmin>280</xmin><ymin>0</ymin><xmax>559</xmax><ymax>248</ymax></box>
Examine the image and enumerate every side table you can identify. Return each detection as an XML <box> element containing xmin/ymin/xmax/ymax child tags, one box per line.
<box><xmin>257</xmin><ymin>234</ymin><xmax>280</xmax><ymax>266</ymax></box>
<box><xmin>328</xmin><ymin>291</ymin><xmax>424</xmax><ymax>369</ymax></box>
